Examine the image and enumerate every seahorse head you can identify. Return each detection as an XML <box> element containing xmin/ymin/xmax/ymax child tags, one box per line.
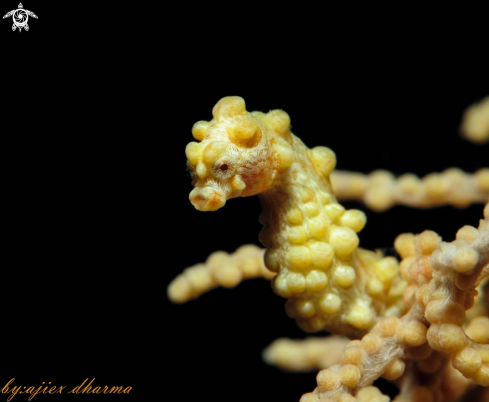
<box><xmin>185</xmin><ymin>96</ymin><xmax>295</xmax><ymax>211</ymax></box>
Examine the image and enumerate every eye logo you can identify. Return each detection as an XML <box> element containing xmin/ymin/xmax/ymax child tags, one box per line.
<box><xmin>3</xmin><ymin>3</ymin><xmax>37</xmax><ymax>32</ymax></box>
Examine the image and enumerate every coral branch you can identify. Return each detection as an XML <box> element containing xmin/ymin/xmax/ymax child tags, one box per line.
<box><xmin>263</xmin><ymin>336</ymin><xmax>349</xmax><ymax>372</ymax></box>
<box><xmin>422</xmin><ymin>202</ymin><xmax>489</xmax><ymax>386</ymax></box>
<box><xmin>460</xmin><ymin>96</ymin><xmax>489</xmax><ymax>144</ymax></box>
<box><xmin>167</xmin><ymin>244</ymin><xmax>274</xmax><ymax>303</ymax></box>
<box><xmin>331</xmin><ymin>168</ymin><xmax>489</xmax><ymax>211</ymax></box>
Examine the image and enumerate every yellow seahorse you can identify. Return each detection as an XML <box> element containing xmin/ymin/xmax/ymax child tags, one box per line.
<box><xmin>183</xmin><ymin>96</ymin><xmax>407</xmax><ymax>338</ymax></box>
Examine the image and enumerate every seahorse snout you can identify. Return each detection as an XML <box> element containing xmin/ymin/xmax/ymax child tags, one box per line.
<box><xmin>189</xmin><ymin>187</ymin><xmax>226</xmax><ymax>211</ymax></box>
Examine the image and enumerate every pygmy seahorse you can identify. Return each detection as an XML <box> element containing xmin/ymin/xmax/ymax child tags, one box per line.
<box><xmin>185</xmin><ymin>96</ymin><xmax>407</xmax><ymax>338</ymax></box>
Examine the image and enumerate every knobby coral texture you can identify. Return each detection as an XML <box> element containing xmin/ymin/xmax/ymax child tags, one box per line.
<box><xmin>168</xmin><ymin>96</ymin><xmax>489</xmax><ymax>402</ymax></box>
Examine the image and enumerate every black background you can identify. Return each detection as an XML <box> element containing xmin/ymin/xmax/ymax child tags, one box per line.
<box><xmin>1</xmin><ymin>2</ymin><xmax>488</xmax><ymax>401</ymax></box>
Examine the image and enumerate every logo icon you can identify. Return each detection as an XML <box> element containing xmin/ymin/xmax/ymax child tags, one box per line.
<box><xmin>3</xmin><ymin>3</ymin><xmax>37</xmax><ymax>32</ymax></box>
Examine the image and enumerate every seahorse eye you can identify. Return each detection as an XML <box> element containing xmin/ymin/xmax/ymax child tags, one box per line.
<box><xmin>213</xmin><ymin>161</ymin><xmax>233</xmax><ymax>179</ymax></box>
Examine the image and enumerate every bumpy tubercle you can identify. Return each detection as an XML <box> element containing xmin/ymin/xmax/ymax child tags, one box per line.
<box><xmin>185</xmin><ymin>96</ymin><xmax>407</xmax><ymax>337</ymax></box>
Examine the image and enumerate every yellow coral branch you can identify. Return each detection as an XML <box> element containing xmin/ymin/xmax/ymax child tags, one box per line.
<box><xmin>460</xmin><ymin>96</ymin><xmax>489</xmax><ymax>144</ymax></box>
<box><xmin>262</xmin><ymin>336</ymin><xmax>349</xmax><ymax>372</ymax></box>
<box><xmin>422</xmin><ymin>203</ymin><xmax>489</xmax><ymax>386</ymax></box>
<box><xmin>331</xmin><ymin>168</ymin><xmax>489</xmax><ymax>211</ymax></box>
<box><xmin>167</xmin><ymin>244</ymin><xmax>274</xmax><ymax>303</ymax></box>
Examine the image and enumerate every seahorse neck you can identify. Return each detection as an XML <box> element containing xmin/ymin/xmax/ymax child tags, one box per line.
<box><xmin>258</xmin><ymin>135</ymin><xmax>338</xmax><ymax>253</ymax></box>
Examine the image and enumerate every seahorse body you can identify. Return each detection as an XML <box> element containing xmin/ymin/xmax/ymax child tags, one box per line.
<box><xmin>185</xmin><ymin>96</ymin><xmax>407</xmax><ymax>337</ymax></box>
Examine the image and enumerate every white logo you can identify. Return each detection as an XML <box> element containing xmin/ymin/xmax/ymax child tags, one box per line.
<box><xmin>3</xmin><ymin>3</ymin><xmax>37</xmax><ymax>32</ymax></box>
